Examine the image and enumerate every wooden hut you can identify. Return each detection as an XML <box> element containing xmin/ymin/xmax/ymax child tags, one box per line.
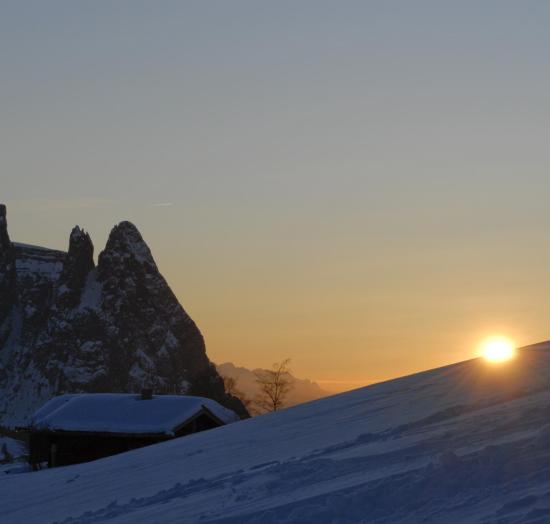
<box><xmin>27</xmin><ymin>392</ymin><xmax>238</xmax><ymax>468</ymax></box>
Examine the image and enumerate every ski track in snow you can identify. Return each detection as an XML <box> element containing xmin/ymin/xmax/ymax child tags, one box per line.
<box><xmin>4</xmin><ymin>344</ymin><xmax>550</xmax><ymax>523</ymax></box>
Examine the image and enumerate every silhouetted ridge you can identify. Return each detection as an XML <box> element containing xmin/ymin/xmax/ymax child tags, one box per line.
<box><xmin>0</xmin><ymin>204</ymin><xmax>16</xmax><ymax>334</ymax></box>
<box><xmin>57</xmin><ymin>226</ymin><xmax>95</xmax><ymax>309</ymax></box>
<box><xmin>0</xmin><ymin>205</ymin><xmax>248</xmax><ymax>424</ymax></box>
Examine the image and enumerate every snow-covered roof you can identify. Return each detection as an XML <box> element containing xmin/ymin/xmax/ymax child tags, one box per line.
<box><xmin>30</xmin><ymin>393</ymin><xmax>239</xmax><ymax>435</ymax></box>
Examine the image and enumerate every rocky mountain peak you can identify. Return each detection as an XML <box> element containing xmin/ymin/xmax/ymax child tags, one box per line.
<box><xmin>105</xmin><ymin>221</ymin><xmax>154</xmax><ymax>259</ymax></box>
<box><xmin>0</xmin><ymin>204</ymin><xmax>16</xmax><ymax>327</ymax></box>
<box><xmin>70</xmin><ymin>225</ymin><xmax>91</xmax><ymax>245</ymax></box>
<box><xmin>0</xmin><ymin>204</ymin><xmax>11</xmax><ymax>249</ymax></box>
<box><xmin>98</xmin><ymin>221</ymin><xmax>157</xmax><ymax>276</ymax></box>
<box><xmin>57</xmin><ymin>226</ymin><xmax>95</xmax><ymax>309</ymax></box>
<box><xmin>67</xmin><ymin>226</ymin><xmax>94</xmax><ymax>270</ymax></box>
<box><xmin>0</xmin><ymin>206</ymin><xmax>248</xmax><ymax>424</ymax></box>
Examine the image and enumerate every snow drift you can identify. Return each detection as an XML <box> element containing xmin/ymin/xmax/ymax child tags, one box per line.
<box><xmin>4</xmin><ymin>342</ymin><xmax>550</xmax><ymax>523</ymax></box>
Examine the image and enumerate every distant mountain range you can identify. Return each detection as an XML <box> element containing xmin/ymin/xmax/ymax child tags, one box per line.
<box><xmin>0</xmin><ymin>204</ymin><xmax>247</xmax><ymax>426</ymax></box>
<box><xmin>216</xmin><ymin>362</ymin><xmax>330</xmax><ymax>408</ymax></box>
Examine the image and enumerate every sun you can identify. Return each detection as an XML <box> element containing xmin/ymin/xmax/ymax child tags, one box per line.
<box><xmin>480</xmin><ymin>336</ymin><xmax>516</xmax><ymax>363</ymax></box>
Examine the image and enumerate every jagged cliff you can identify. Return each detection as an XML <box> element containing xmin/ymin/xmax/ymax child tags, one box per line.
<box><xmin>0</xmin><ymin>205</ymin><xmax>247</xmax><ymax>425</ymax></box>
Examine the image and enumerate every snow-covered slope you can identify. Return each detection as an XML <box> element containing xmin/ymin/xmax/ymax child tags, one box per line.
<box><xmin>4</xmin><ymin>342</ymin><xmax>550</xmax><ymax>523</ymax></box>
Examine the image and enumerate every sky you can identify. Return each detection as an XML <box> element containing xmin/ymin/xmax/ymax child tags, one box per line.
<box><xmin>2</xmin><ymin>1</ymin><xmax>550</xmax><ymax>391</ymax></box>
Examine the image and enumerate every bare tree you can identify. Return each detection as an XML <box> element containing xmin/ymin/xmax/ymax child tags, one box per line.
<box><xmin>254</xmin><ymin>359</ymin><xmax>293</xmax><ymax>413</ymax></box>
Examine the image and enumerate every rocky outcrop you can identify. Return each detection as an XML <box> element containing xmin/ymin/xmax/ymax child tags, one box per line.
<box><xmin>0</xmin><ymin>206</ymin><xmax>248</xmax><ymax>425</ymax></box>
<box><xmin>57</xmin><ymin>227</ymin><xmax>95</xmax><ymax>309</ymax></box>
<box><xmin>0</xmin><ymin>205</ymin><xmax>16</xmax><ymax>329</ymax></box>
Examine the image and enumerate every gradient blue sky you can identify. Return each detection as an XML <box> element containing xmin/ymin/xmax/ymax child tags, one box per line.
<box><xmin>2</xmin><ymin>2</ymin><xmax>550</xmax><ymax>389</ymax></box>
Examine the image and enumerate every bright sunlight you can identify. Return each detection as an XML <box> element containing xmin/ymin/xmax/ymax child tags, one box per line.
<box><xmin>480</xmin><ymin>336</ymin><xmax>516</xmax><ymax>363</ymax></box>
